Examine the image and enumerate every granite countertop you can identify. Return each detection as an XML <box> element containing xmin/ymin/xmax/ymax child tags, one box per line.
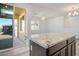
<box><xmin>31</xmin><ymin>33</ymin><xmax>76</xmax><ymax>49</ymax></box>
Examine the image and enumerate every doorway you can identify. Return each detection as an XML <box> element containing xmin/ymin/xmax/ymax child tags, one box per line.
<box><xmin>14</xmin><ymin>7</ymin><xmax>27</xmax><ymax>44</ymax></box>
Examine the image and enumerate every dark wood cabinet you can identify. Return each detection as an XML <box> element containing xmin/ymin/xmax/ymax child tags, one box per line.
<box><xmin>47</xmin><ymin>41</ymin><xmax>67</xmax><ymax>56</ymax></box>
<box><xmin>67</xmin><ymin>41</ymin><xmax>76</xmax><ymax>56</ymax></box>
<box><xmin>52</xmin><ymin>36</ymin><xmax>76</xmax><ymax>56</ymax></box>
<box><xmin>52</xmin><ymin>50</ymin><xmax>61</xmax><ymax>56</ymax></box>
<box><xmin>67</xmin><ymin>36</ymin><xmax>76</xmax><ymax>56</ymax></box>
<box><xmin>30</xmin><ymin>36</ymin><xmax>76</xmax><ymax>56</ymax></box>
<box><xmin>52</xmin><ymin>47</ymin><xmax>67</xmax><ymax>56</ymax></box>
<box><xmin>60</xmin><ymin>47</ymin><xmax>67</xmax><ymax>56</ymax></box>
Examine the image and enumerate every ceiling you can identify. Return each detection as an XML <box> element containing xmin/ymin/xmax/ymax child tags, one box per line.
<box><xmin>7</xmin><ymin>3</ymin><xmax>79</xmax><ymax>18</ymax></box>
<box><xmin>15</xmin><ymin>7</ymin><xmax>25</xmax><ymax>16</ymax></box>
<box><xmin>28</xmin><ymin>3</ymin><xmax>79</xmax><ymax>18</ymax></box>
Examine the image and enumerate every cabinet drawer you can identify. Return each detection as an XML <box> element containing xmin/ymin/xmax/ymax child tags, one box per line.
<box><xmin>48</xmin><ymin>41</ymin><xmax>66</xmax><ymax>55</ymax></box>
<box><xmin>67</xmin><ymin>36</ymin><xmax>75</xmax><ymax>44</ymax></box>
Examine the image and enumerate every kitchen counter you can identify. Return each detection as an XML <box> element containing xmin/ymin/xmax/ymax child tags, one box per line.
<box><xmin>30</xmin><ymin>33</ymin><xmax>76</xmax><ymax>56</ymax></box>
<box><xmin>31</xmin><ymin>33</ymin><xmax>76</xmax><ymax>49</ymax></box>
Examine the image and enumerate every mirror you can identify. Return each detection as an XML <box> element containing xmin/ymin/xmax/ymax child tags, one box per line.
<box><xmin>0</xmin><ymin>3</ymin><xmax>13</xmax><ymax>19</ymax></box>
<box><xmin>0</xmin><ymin>3</ymin><xmax>13</xmax><ymax>50</ymax></box>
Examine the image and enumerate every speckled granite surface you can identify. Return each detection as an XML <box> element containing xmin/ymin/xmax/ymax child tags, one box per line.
<box><xmin>31</xmin><ymin>33</ymin><xmax>76</xmax><ymax>49</ymax></box>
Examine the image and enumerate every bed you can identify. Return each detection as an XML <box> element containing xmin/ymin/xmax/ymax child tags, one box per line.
<box><xmin>0</xmin><ymin>33</ymin><xmax>13</xmax><ymax>50</ymax></box>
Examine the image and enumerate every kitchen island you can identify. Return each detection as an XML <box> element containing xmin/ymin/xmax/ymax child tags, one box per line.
<box><xmin>30</xmin><ymin>33</ymin><xmax>76</xmax><ymax>56</ymax></box>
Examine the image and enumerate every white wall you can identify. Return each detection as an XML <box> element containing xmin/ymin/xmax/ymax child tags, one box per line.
<box><xmin>64</xmin><ymin>16</ymin><xmax>79</xmax><ymax>39</ymax></box>
<box><xmin>45</xmin><ymin>15</ymin><xmax>79</xmax><ymax>39</ymax></box>
<box><xmin>46</xmin><ymin>16</ymin><xmax>64</xmax><ymax>33</ymax></box>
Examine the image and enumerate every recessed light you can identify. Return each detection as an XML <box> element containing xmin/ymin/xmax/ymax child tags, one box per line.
<box><xmin>41</xmin><ymin>16</ymin><xmax>46</xmax><ymax>21</ymax></box>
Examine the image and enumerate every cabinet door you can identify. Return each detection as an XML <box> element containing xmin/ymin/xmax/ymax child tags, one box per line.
<box><xmin>48</xmin><ymin>41</ymin><xmax>66</xmax><ymax>56</ymax></box>
<box><xmin>53</xmin><ymin>51</ymin><xmax>61</xmax><ymax>56</ymax></box>
<box><xmin>68</xmin><ymin>44</ymin><xmax>71</xmax><ymax>56</ymax></box>
<box><xmin>60</xmin><ymin>47</ymin><xmax>67</xmax><ymax>56</ymax></box>
<box><xmin>53</xmin><ymin>47</ymin><xmax>67</xmax><ymax>56</ymax></box>
<box><xmin>71</xmin><ymin>41</ymin><xmax>76</xmax><ymax>56</ymax></box>
<box><xmin>68</xmin><ymin>41</ymin><xmax>76</xmax><ymax>56</ymax></box>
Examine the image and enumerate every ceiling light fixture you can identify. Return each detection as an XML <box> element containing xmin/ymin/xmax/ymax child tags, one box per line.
<box><xmin>68</xmin><ymin>7</ymin><xmax>79</xmax><ymax>16</ymax></box>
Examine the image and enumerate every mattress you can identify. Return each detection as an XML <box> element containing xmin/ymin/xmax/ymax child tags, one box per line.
<box><xmin>0</xmin><ymin>34</ymin><xmax>12</xmax><ymax>40</ymax></box>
